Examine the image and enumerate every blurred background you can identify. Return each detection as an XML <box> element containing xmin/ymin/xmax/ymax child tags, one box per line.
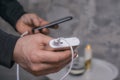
<box><xmin>0</xmin><ymin>0</ymin><xmax>120</xmax><ymax>80</ymax></box>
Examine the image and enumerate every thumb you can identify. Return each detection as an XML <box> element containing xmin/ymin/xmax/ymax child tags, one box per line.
<box><xmin>35</xmin><ymin>33</ymin><xmax>55</xmax><ymax>51</ymax></box>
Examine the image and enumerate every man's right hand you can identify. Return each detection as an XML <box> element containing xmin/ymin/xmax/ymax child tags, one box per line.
<box><xmin>13</xmin><ymin>33</ymin><xmax>71</xmax><ymax>76</ymax></box>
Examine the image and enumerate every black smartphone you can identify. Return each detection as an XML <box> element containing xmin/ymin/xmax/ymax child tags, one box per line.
<box><xmin>32</xmin><ymin>16</ymin><xmax>73</xmax><ymax>33</ymax></box>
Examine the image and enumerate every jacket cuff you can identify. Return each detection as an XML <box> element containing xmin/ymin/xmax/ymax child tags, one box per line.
<box><xmin>0</xmin><ymin>30</ymin><xmax>19</xmax><ymax>68</ymax></box>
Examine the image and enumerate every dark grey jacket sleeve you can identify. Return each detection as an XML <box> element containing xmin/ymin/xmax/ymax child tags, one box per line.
<box><xmin>0</xmin><ymin>0</ymin><xmax>26</xmax><ymax>29</ymax></box>
<box><xmin>0</xmin><ymin>0</ymin><xmax>25</xmax><ymax>68</ymax></box>
<box><xmin>0</xmin><ymin>30</ymin><xmax>19</xmax><ymax>68</ymax></box>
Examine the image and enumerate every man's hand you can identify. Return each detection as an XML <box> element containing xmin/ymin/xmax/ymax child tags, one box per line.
<box><xmin>16</xmin><ymin>13</ymin><xmax>49</xmax><ymax>34</ymax></box>
<box><xmin>13</xmin><ymin>33</ymin><xmax>71</xmax><ymax>76</ymax></box>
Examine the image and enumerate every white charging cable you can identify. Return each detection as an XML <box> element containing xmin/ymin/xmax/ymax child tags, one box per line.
<box><xmin>16</xmin><ymin>64</ymin><xmax>20</xmax><ymax>80</ymax></box>
<box><xmin>16</xmin><ymin>31</ymin><xmax>29</xmax><ymax>80</ymax></box>
<box><xmin>58</xmin><ymin>38</ymin><xmax>74</xmax><ymax>80</ymax></box>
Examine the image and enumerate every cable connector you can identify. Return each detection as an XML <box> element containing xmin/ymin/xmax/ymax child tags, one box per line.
<box><xmin>49</xmin><ymin>37</ymin><xmax>80</xmax><ymax>49</ymax></box>
<box><xmin>53</xmin><ymin>38</ymin><xmax>62</xmax><ymax>46</ymax></box>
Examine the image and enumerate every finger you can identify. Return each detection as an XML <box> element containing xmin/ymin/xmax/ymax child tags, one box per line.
<box><xmin>31</xmin><ymin>15</ymin><xmax>40</xmax><ymax>27</ymax></box>
<box><xmin>39</xmin><ymin>18</ymin><xmax>50</xmax><ymax>34</ymax></box>
<box><xmin>39</xmin><ymin>33</ymin><xmax>53</xmax><ymax>45</ymax></box>
<box><xmin>39</xmin><ymin>18</ymin><xmax>59</xmax><ymax>29</ymax></box>
<box><xmin>31</xmin><ymin>57</ymin><xmax>71</xmax><ymax>71</ymax></box>
<box><xmin>30</xmin><ymin>63</ymin><xmax>61</xmax><ymax>76</ymax></box>
<box><xmin>40</xmin><ymin>28</ymin><xmax>50</xmax><ymax>34</ymax></box>
<box><xmin>22</xmin><ymin>14</ymin><xmax>32</xmax><ymax>25</ymax></box>
<box><xmin>32</xmin><ymin>33</ymin><xmax>55</xmax><ymax>50</ymax></box>
<box><xmin>39</xmin><ymin>18</ymin><xmax>48</xmax><ymax>26</ymax></box>
<box><xmin>35</xmin><ymin>50</ymin><xmax>71</xmax><ymax>63</ymax></box>
<box><xmin>50</xmin><ymin>24</ymin><xmax>59</xmax><ymax>29</ymax></box>
<box><xmin>32</xmin><ymin>18</ymin><xmax>50</xmax><ymax>34</ymax></box>
<box><xmin>32</xmin><ymin>28</ymin><xmax>49</xmax><ymax>34</ymax></box>
<box><xmin>30</xmin><ymin>57</ymin><xmax>71</xmax><ymax>76</ymax></box>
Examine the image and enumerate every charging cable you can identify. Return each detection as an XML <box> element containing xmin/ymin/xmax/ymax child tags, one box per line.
<box><xmin>16</xmin><ymin>31</ymin><xmax>29</xmax><ymax>80</ymax></box>
<box><xmin>57</xmin><ymin>38</ymin><xmax>74</xmax><ymax>80</ymax></box>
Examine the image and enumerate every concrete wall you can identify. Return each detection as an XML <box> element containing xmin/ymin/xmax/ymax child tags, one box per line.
<box><xmin>0</xmin><ymin>0</ymin><xmax>120</xmax><ymax>80</ymax></box>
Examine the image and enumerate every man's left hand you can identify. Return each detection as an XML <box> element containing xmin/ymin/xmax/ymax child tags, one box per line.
<box><xmin>16</xmin><ymin>13</ymin><xmax>49</xmax><ymax>34</ymax></box>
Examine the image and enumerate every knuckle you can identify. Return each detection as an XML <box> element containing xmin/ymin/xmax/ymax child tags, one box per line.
<box><xmin>30</xmin><ymin>53</ymin><xmax>38</xmax><ymax>63</ymax></box>
<box><xmin>54</xmin><ymin>57</ymin><xmax>61</xmax><ymax>63</ymax></box>
<box><xmin>65</xmin><ymin>50</ymin><xmax>71</xmax><ymax>57</ymax></box>
<box><xmin>30</xmin><ymin>65</ymin><xmax>39</xmax><ymax>72</ymax></box>
<box><xmin>32</xmin><ymin>14</ymin><xmax>38</xmax><ymax>18</ymax></box>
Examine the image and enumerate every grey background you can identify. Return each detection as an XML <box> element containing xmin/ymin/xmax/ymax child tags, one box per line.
<box><xmin>0</xmin><ymin>0</ymin><xmax>120</xmax><ymax>80</ymax></box>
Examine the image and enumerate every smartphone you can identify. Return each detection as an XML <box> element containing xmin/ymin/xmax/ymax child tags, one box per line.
<box><xmin>32</xmin><ymin>16</ymin><xmax>73</xmax><ymax>33</ymax></box>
